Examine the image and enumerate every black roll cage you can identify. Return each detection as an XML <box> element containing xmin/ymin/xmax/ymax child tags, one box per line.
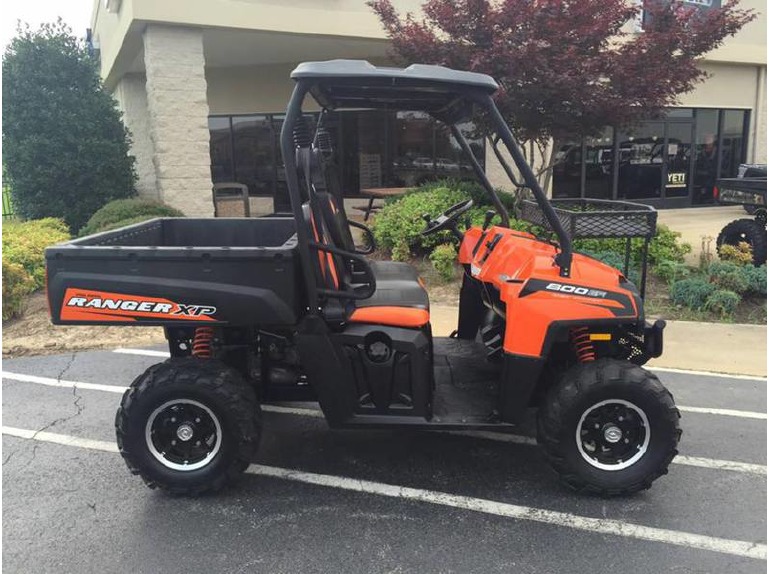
<box><xmin>280</xmin><ymin>79</ymin><xmax>574</xmax><ymax>313</ymax></box>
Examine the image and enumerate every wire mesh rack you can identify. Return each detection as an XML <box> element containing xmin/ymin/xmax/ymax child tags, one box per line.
<box><xmin>518</xmin><ymin>198</ymin><xmax>658</xmax><ymax>297</ymax></box>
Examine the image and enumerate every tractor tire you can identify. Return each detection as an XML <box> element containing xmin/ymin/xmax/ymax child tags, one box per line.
<box><xmin>717</xmin><ymin>218</ymin><xmax>767</xmax><ymax>265</ymax></box>
<box><xmin>115</xmin><ymin>358</ymin><xmax>261</xmax><ymax>495</ymax></box>
<box><xmin>537</xmin><ymin>359</ymin><xmax>681</xmax><ymax>496</ymax></box>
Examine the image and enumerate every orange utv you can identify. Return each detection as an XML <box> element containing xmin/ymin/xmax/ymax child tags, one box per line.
<box><xmin>46</xmin><ymin>60</ymin><xmax>681</xmax><ymax>496</ymax></box>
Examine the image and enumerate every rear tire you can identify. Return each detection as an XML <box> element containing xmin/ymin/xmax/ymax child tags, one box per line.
<box><xmin>717</xmin><ymin>218</ymin><xmax>767</xmax><ymax>265</ymax></box>
<box><xmin>537</xmin><ymin>359</ymin><xmax>680</xmax><ymax>496</ymax></box>
<box><xmin>115</xmin><ymin>358</ymin><xmax>261</xmax><ymax>495</ymax></box>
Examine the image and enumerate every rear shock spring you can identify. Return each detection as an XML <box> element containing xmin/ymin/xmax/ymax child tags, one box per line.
<box><xmin>570</xmin><ymin>327</ymin><xmax>596</xmax><ymax>363</ymax></box>
<box><xmin>192</xmin><ymin>327</ymin><xmax>215</xmax><ymax>359</ymax></box>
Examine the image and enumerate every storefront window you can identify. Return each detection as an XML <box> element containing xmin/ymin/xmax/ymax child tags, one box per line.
<box><xmin>231</xmin><ymin>116</ymin><xmax>274</xmax><ymax>196</ymax></box>
<box><xmin>208</xmin><ymin>117</ymin><xmax>233</xmax><ymax>184</ymax></box>
<box><xmin>721</xmin><ymin>110</ymin><xmax>748</xmax><ymax>178</ymax></box>
<box><xmin>664</xmin><ymin>122</ymin><xmax>692</xmax><ymax>199</ymax></box>
<box><xmin>552</xmin><ymin>139</ymin><xmax>582</xmax><ymax>198</ymax></box>
<box><xmin>693</xmin><ymin>109</ymin><xmax>719</xmax><ymax>204</ymax></box>
<box><xmin>584</xmin><ymin>128</ymin><xmax>614</xmax><ymax>199</ymax></box>
<box><xmin>617</xmin><ymin>122</ymin><xmax>665</xmax><ymax>200</ymax></box>
<box><xmin>392</xmin><ymin>111</ymin><xmax>434</xmax><ymax>187</ymax></box>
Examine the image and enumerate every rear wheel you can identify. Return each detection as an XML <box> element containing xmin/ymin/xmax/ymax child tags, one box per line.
<box><xmin>717</xmin><ymin>218</ymin><xmax>767</xmax><ymax>265</ymax></box>
<box><xmin>116</xmin><ymin>358</ymin><xmax>261</xmax><ymax>495</ymax></box>
<box><xmin>537</xmin><ymin>359</ymin><xmax>680</xmax><ymax>496</ymax></box>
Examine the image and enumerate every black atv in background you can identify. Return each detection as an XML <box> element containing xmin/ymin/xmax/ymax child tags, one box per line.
<box><xmin>715</xmin><ymin>163</ymin><xmax>767</xmax><ymax>266</ymax></box>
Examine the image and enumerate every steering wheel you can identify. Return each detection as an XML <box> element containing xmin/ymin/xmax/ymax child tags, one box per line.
<box><xmin>421</xmin><ymin>199</ymin><xmax>474</xmax><ymax>237</ymax></box>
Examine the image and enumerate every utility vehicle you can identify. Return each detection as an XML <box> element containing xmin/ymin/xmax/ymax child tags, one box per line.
<box><xmin>715</xmin><ymin>165</ymin><xmax>767</xmax><ymax>265</ymax></box>
<box><xmin>46</xmin><ymin>60</ymin><xmax>681</xmax><ymax>496</ymax></box>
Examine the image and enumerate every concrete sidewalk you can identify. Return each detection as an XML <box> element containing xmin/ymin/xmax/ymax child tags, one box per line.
<box><xmin>430</xmin><ymin>304</ymin><xmax>767</xmax><ymax>378</ymax></box>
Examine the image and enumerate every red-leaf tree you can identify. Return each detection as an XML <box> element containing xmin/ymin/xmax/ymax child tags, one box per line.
<box><xmin>368</xmin><ymin>0</ymin><xmax>755</xmax><ymax>184</ymax></box>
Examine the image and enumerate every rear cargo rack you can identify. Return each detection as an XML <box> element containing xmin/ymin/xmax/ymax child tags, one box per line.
<box><xmin>518</xmin><ymin>198</ymin><xmax>657</xmax><ymax>297</ymax></box>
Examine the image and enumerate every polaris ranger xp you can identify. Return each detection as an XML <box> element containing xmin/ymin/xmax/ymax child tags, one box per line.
<box><xmin>45</xmin><ymin>60</ymin><xmax>680</xmax><ymax>496</ymax></box>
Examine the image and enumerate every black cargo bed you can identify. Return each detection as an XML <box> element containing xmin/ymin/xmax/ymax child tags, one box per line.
<box><xmin>45</xmin><ymin>217</ymin><xmax>302</xmax><ymax>327</ymax></box>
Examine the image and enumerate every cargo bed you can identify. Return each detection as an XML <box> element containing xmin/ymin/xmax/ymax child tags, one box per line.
<box><xmin>45</xmin><ymin>217</ymin><xmax>301</xmax><ymax>327</ymax></box>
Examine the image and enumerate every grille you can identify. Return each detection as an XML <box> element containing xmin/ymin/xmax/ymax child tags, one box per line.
<box><xmin>519</xmin><ymin>198</ymin><xmax>657</xmax><ymax>240</ymax></box>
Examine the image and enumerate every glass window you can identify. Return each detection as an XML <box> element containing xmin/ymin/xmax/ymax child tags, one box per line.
<box><xmin>584</xmin><ymin>128</ymin><xmax>614</xmax><ymax>199</ymax></box>
<box><xmin>392</xmin><ymin>111</ymin><xmax>434</xmax><ymax>187</ymax></box>
<box><xmin>208</xmin><ymin>117</ymin><xmax>233</xmax><ymax>184</ymax></box>
<box><xmin>667</xmin><ymin>108</ymin><xmax>693</xmax><ymax>119</ymax></box>
<box><xmin>232</xmin><ymin>115</ymin><xmax>274</xmax><ymax>196</ymax></box>
<box><xmin>693</xmin><ymin>109</ymin><xmax>719</xmax><ymax>204</ymax></box>
<box><xmin>617</xmin><ymin>122</ymin><xmax>665</xmax><ymax>200</ymax></box>
<box><xmin>552</xmin><ymin>139</ymin><xmax>582</xmax><ymax>198</ymax></box>
<box><xmin>721</xmin><ymin>110</ymin><xmax>748</xmax><ymax>178</ymax></box>
<box><xmin>435</xmin><ymin>120</ymin><xmax>484</xmax><ymax>180</ymax></box>
<box><xmin>664</xmin><ymin>122</ymin><xmax>692</xmax><ymax>198</ymax></box>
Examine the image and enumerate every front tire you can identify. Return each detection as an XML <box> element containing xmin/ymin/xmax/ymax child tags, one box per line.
<box><xmin>537</xmin><ymin>359</ymin><xmax>680</xmax><ymax>496</ymax></box>
<box><xmin>115</xmin><ymin>358</ymin><xmax>262</xmax><ymax>495</ymax></box>
<box><xmin>717</xmin><ymin>218</ymin><xmax>767</xmax><ymax>265</ymax></box>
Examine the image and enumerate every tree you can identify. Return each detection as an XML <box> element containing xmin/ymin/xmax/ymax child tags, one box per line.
<box><xmin>3</xmin><ymin>20</ymin><xmax>136</xmax><ymax>232</ymax></box>
<box><xmin>368</xmin><ymin>0</ymin><xmax>756</xmax><ymax>185</ymax></box>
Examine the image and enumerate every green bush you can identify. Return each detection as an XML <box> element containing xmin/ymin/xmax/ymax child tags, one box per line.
<box><xmin>577</xmin><ymin>249</ymin><xmax>626</xmax><ymax>273</ymax></box>
<box><xmin>706</xmin><ymin>261</ymin><xmax>749</xmax><ymax>294</ymax></box>
<box><xmin>429</xmin><ymin>244</ymin><xmax>458</xmax><ymax>281</ymax></box>
<box><xmin>2</xmin><ymin>218</ymin><xmax>70</xmax><ymax>289</ymax></box>
<box><xmin>79</xmin><ymin>199</ymin><xmax>183</xmax><ymax>236</ymax></box>
<box><xmin>2</xmin><ymin>260</ymin><xmax>36</xmax><ymax>320</ymax></box>
<box><xmin>3</xmin><ymin>22</ymin><xmax>136</xmax><ymax>232</ymax></box>
<box><xmin>573</xmin><ymin>224</ymin><xmax>691</xmax><ymax>267</ymax></box>
<box><xmin>670</xmin><ymin>278</ymin><xmax>717</xmax><ymax>310</ymax></box>
<box><xmin>371</xmin><ymin>186</ymin><xmax>470</xmax><ymax>257</ymax></box>
<box><xmin>718</xmin><ymin>242</ymin><xmax>754</xmax><ymax>266</ymax></box>
<box><xmin>741</xmin><ymin>264</ymin><xmax>767</xmax><ymax>296</ymax></box>
<box><xmin>704</xmin><ymin>289</ymin><xmax>741</xmax><ymax>317</ymax></box>
<box><xmin>654</xmin><ymin>260</ymin><xmax>691</xmax><ymax>284</ymax></box>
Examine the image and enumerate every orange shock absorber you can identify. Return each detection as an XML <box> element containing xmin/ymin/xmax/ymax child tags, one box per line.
<box><xmin>192</xmin><ymin>327</ymin><xmax>215</xmax><ymax>358</ymax></box>
<box><xmin>570</xmin><ymin>327</ymin><xmax>596</xmax><ymax>363</ymax></box>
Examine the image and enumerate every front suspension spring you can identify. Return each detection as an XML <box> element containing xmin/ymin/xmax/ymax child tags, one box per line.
<box><xmin>570</xmin><ymin>327</ymin><xmax>596</xmax><ymax>362</ymax></box>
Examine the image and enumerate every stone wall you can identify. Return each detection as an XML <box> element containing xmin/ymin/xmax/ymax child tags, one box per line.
<box><xmin>143</xmin><ymin>25</ymin><xmax>213</xmax><ymax>216</ymax></box>
<box><xmin>113</xmin><ymin>73</ymin><xmax>158</xmax><ymax>200</ymax></box>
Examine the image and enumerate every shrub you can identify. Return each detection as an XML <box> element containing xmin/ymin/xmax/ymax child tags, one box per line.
<box><xmin>670</xmin><ymin>278</ymin><xmax>717</xmax><ymax>310</ymax></box>
<box><xmin>430</xmin><ymin>244</ymin><xmax>458</xmax><ymax>281</ymax></box>
<box><xmin>79</xmin><ymin>199</ymin><xmax>183</xmax><ymax>236</ymax></box>
<box><xmin>371</xmin><ymin>186</ymin><xmax>470</xmax><ymax>256</ymax></box>
<box><xmin>3</xmin><ymin>22</ymin><xmax>136</xmax><ymax>232</ymax></box>
<box><xmin>741</xmin><ymin>264</ymin><xmax>767</xmax><ymax>296</ymax></box>
<box><xmin>2</xmin><ymin>260</ymin><xmax>35</xmax><ymax>320</ymax></box>
<box><xmin>577</xmin><ymin>249</ymin><xmax>626</xmax><ymax>273</ymax></box>
<box><xmin>704</xmin><ymin>289</ymin><xmax>741</xmax><ymax>317</ymax></box>
<box><xmin>654</xmin><ymin>260</ymin><xmax>691</xmax><ymax>284</ymax></box>
<box><xmin>718</xmin><ymin>241</ymin><xmax>754</xmax><ymax>266</ymax></box>
<box><xmin>706</xmin><ymin>261</ymin><xmax>749</xmax><ymax>294</ymax></box>
<box><xmin>573</xmin><ymin>224</ymin><xmax>691</xmax><ymax>267</ymax></box>
<box><xmin>2</xmin><ymin>218</ymin><xmax>70</xmax><ymax>288</ymax></box>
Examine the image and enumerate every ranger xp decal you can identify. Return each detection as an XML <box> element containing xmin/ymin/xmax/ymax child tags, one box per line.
<box><xmin>60</xmin><ymin>289</ymin><xmax>217</xmax><ymax>322</ymax></box>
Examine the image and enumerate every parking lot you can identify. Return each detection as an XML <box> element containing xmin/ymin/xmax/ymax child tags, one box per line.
<box><xmin>2</xmin><ymin>347</ymin><xmax>767</xmax><ymax>573</ymax></box>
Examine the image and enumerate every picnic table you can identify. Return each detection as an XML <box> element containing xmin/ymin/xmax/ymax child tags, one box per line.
<box><xmin>357</xmin><ymin>187</ymin><xmax>410</xmax><ymax>221</ymax></box>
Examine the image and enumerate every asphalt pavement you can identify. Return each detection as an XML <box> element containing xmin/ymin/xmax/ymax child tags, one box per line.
<box><xmin>2</xmin><ymin>348</ymin><xmax>767</xmax><ymax>573</ymax></box>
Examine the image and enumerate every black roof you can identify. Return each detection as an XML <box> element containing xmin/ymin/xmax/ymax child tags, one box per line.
<box><xmin>290</xmin><ymin>60</ymin><xmax>498</xmax><ymax>116</ymax></box>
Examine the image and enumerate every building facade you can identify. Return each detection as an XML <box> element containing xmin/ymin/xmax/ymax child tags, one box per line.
<box><xmin>90</xmin><ymin>0</ymin><xmax>767</xmax><ymax>215</ymax></box>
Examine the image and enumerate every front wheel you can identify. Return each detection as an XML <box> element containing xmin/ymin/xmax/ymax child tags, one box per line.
<box><xmin>116</xmin><ymin>358</ymin><xmax>262</xmax><ymax>495</ymax></box>
<box><xmin>537</xmin><ymin>359</ymin><xmax>681</xmax><ymax>496</ymax></box>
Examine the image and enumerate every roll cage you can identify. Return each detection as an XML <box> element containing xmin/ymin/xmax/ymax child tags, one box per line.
<box><xmin>280</xmin><ymin>60</ymin><xmax>574</xmax><ymax>311</ymax></box>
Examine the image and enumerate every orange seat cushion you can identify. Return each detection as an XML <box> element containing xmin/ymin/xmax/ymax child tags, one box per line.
<box><xmin>348</xmin><ymin>306</ymin><xmax>430</xmax><ymax>328</ymax></box>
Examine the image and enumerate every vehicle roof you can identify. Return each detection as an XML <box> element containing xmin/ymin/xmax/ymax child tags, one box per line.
<box><xmin>290</xmin><ymin>60</ymin><xmax>498</xmax><ymax>116</ymax></box>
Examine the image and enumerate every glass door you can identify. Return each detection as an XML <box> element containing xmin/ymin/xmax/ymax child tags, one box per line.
<box><xmin>662</xmin><ymin>120</ymin><xmax>694</xmax><ymax>206</ymax></box>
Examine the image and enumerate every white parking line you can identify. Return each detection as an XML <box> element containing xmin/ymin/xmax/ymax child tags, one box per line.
<box><xmin>112</xmin><ymin>348</ymin><xmax>170</xmax><ymax>358</ymax></box>
<box><xmin>2</xmin><ymin>425</ymin><xmax>765</xmax><ymax>561</ymax></box>
<box><xmin>2</xmin><ymin>371</ymin><xmax>765</xmax><ymax>476</ymax></box>
<box><xmin>111</xmin><ymin>348</ymin><xmax>768</xmax><ymax>382</ymax></box>
<box><xmin>678</xmin><ymin>405</ymin><xmax>767</xmax><ymax>420</ymax></box>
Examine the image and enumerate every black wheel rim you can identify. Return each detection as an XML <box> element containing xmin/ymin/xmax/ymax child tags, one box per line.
<box><xmin>576</xmin><ymin>399</ymin><xmax>649</xmax><ymax>471</ymax></box>
<box><xmin>145</xmin><ymin>399</ymin><xmax>222</xmax><ymax>471</ymax></box>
